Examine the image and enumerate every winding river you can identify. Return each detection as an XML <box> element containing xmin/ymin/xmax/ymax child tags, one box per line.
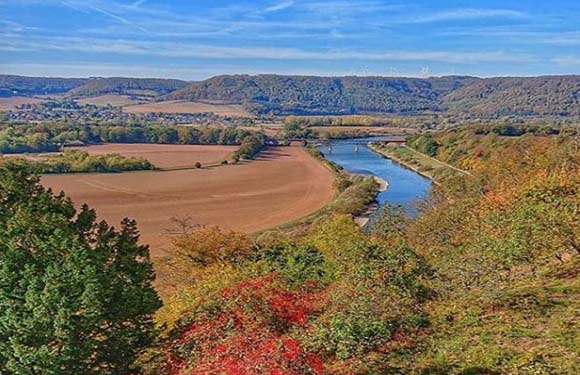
<box><xmin>318</xmin><ymin>137</ymin><xmax>432</xmax><ymax>216</ymax></box>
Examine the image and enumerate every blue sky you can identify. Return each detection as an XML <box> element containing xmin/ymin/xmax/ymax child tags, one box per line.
<box><xmin>1</xmin><ymin>0</ymin><xmax>579</xmax><ymax>80</ymax></box>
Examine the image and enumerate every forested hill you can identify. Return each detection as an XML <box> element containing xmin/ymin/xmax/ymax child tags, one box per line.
<box><xmin>165</xmin><ymin>74</ymin><xmax>580</xmax><ymax>116</ymax></box>
<box><xmin>164</xmin><ymin>74</ymin><xmax>478</xmax><ymax>115</ymax></box>
<box><xmin>0</xmin><ymin>75</ymin><xmax>88</xmax><ymax>97</ymax></box>
<box><xmin>441</xmin><ymin>75</ymin><xmax>580</xmax><ymax>117</ymax></box>
<box><xmin>0</xmin><ymin>75</ymin><xmax>189</xmax><ymax>98</ymax></box>
<box><xmin>3</xmin><ymin>73</ymin><xmax>580</xmax><ymax>116</ymax></box>
<box><xmin>64</xmin><ymin>77</ymin><xmax>189</xmax><ymax>98</ymax></box>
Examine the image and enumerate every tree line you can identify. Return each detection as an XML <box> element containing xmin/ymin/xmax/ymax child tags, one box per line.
<box><xmin>0</xmin><ymin>122</ymin><xmax>266</xmax><ymax>154</ymax></box>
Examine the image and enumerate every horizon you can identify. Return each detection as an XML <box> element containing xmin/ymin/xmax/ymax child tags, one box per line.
<box><xmin>3</xmin><ymin>72</ymin><xmax>580</xmax><ymax>81</ymax></box>
<box><xmin>1</xmin><ymin>0</ymin><xmax>580</xmax><ymax>79</ymax></box>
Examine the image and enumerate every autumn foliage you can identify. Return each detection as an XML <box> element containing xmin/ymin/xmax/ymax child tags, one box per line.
<box><xmin>144</xmin><ymin>126</ymin><xmax>579</xmax><ymax>375</ymax></box>
<box><xmin>155</xmin><ymin>274</ymin><xmax>324</xmax><ymax>375</ymax></box>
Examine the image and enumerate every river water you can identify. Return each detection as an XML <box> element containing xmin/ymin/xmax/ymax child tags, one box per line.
<box><xmin>318</xmin><ymin>137</ymin><xmax>432</xmax><ymax>216</ymax></box>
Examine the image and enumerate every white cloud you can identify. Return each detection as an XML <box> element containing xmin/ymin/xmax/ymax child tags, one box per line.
<box><xmin>408</xmin><ymin>8</ymin><xmax>528</xmax><ymax>24</ymax></box>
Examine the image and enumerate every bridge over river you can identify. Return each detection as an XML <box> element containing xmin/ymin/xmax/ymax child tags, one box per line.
<box><xmin>288</xmin><ymin>135</ymin><xmax>407</xmax><ymax>146</ymax></box>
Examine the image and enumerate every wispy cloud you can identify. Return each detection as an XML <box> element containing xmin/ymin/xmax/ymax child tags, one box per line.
<box><xmin>89</xmin><ymin>5</ymin><xmax>131</xmax><ymax>25</ymax></box>
<box><xmin>0</xmin><ymin>19</ymin><xmax>39</xmax><ymax>32</ymax></box>
<box><xmin>264</xmin><ymin>0</ymin><xmax>294</xmax><ymax>13</ymax></box>
<box><xmin>437</xmin><ymin>27</ymin><xmax>580</xmax><ymax>46</ymax></box>
<box><xmin>0</xmin><ymin>33</ymin><xmax>533</xmax><ymax>63</ymax></box>
<box><xmin>407</xmin><ymin>8</ymin><xmax>529</xmax><ymax>24</ymax></box>
<box><xmin>552</xmin><ymin>56</ymin><xmax>580</xmax><ymax>65</ymax></box>
<box><xmin>60</xmin><ymin>1</ymin><xmax>89</xmax><ymax>13</ymax></box>
<box><xmin>36</xmin><ymin>1</ymin><xmax>150</xmax><ymax>31</ymax></box>
<box><xmin>0</xmin><ymin>61</ymin><xmax>436</xmax><ymax>80</ymax></box>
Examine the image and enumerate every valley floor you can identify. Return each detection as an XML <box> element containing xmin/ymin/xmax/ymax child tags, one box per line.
<box><xmin>41</xmin><ymin>146</ymin><xmax>335</xmax><ymax>256</ymax></box>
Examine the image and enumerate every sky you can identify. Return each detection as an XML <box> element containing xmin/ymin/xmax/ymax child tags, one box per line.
<box><xmin>1</xmin><ymin>0</ymin><xmax>580</xmax><ymax>80</ymax></box>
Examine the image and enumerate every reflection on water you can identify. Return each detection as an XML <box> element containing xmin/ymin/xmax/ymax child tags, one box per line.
<box><xmin>318</xmin><ymin>137</ymin><xmax>432</xmax><ymax>216</ymax></box>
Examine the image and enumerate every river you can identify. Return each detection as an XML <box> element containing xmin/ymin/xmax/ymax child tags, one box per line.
<box><xmin>318</xmin><ymin>137</ymin><xmax>432</xmax><ymax>216</ymax></box>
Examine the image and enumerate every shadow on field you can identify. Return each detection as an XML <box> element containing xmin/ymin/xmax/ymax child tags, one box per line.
<box><xmin>255</xmin><ymin>149</ymin><xmax>291</xmax><ymax>161</ymax></box>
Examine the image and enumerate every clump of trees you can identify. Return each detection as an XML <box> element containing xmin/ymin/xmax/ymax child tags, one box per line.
<box><xmin>4</xmin><ymin>149</ymin><xmax>155</xmax><ymax>173</ymax></box>
<box><xmin>0</xmin><ymin>127</ymin><xmax>60</xmax><ymax>153</ymax></box>
<box><xmin>231</xmin><ymin>134</ymin><xmax>266</xmax><ymax>160</ymax></box>
<box><xmin>0</xmin><ymin>164</ymin><xmax>161</xmax><ymax>374</ymax></box>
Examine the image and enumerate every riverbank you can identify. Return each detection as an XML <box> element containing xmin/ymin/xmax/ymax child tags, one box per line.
<box><xmin>368</xmin><ymin>143</ymin><xmax>470</xmax><ymax>184</ymax></box>
<box><xmin>319</xmin><ymin>137</ymin><xmax>431</xmax><ymax>216</ymax></box>
<box><xmin>267</xmin><ymin>147</ymin><xmax>381</xmax><ymax>233</ymax></box>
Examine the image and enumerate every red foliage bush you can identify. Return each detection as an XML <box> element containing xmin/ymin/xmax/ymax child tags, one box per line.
<box><xmin>167</xmin><ymin>274</ymin><xmax>324</xmax><ymax>375</ymax></box>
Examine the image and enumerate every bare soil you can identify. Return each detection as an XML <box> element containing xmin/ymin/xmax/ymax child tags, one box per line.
<box><xmin>68</xmin><ymin>143</ymin><xmax>236</xmax><ymax>169</ymax></box>
<box><xmin>42</xmin><ymin>146</ymin><xmax>335</xmax><ymax>256</ymax></box>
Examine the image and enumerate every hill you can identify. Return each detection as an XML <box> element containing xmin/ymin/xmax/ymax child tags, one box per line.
<box><xmin>164</xmin><ymin>74</ymin><xmax>478</xmax><ymax>115</ymax></box>
<box><xmin>165</xmin><ymin>74</ymin><xmax>580</xmax><ymax>117</ymax></box>
<box><xmin>65</xmin><ymin>77</ymin><xmax>189</xmax><ymax>98</ymax></box>
<box><xmin>441</xmin><ymin>75</ymin><xmax>580</xmax><ymax>117</ymax></box>
<box><xmin>0</xmin><ymin>75</ymin><xmax>87</xmax><ymax>97</ymax></box>
<box><xmin>4</xmin><ymin>74</ymin><xmax>580</xmax><ymax>117</ymax></box>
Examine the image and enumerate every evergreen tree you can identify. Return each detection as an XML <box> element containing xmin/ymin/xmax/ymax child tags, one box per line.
<box><xmin>0</xmin><ymin>163</ymin><xmax>161</xmax><ymax>375</ymax></box>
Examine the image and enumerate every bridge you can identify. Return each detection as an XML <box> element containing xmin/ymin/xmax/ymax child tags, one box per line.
<box><xmin>326</xmin><ymin>136</ymin><xmax>407</xmax><ymax>145</ymax></box>
<box><xmin>286</xmin><ymin>135</ymin><xmax>407</xmax><ymax>146</ymax></box>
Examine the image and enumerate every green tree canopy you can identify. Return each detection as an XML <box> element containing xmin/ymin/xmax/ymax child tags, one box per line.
<box><xmin>0</xmin><ymin>163</ymin><xmax>161</xmax><ymax>375</ymax></box>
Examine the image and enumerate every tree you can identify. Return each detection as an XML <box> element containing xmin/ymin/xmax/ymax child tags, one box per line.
<box><xmin>0</xmin><ymin>163</ymin><xmax>161</xmax><ymax>375</ymax></box>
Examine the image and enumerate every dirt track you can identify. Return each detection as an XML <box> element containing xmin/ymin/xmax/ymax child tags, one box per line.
<box><xmin>42</xmin><ymin>146</ymin><xmax>334</xmax><ymax>256</ymax></box>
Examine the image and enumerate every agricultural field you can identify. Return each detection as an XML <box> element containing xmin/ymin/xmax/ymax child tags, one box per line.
<box><xmin>41</xmin><ymin>146</ymin><xmax>334</xmax><ymax>256</ymax></box>
<box><xmin>67</xmin><ymin>143</ymin><xmax>236</xmax><ymax>169</ymax></box>
<box><xmin>76</xmin><ymin>94</ymin><xmax>143</xmax><ymax>107</ymax></box>
<box><xmin>123</xmin><ymin>100</ymin><xmax>252</xmax><ymax>117</ymax></box>
<box><xmin>0</xmin><ymin>96</ymin><xmax>46</xmax><ymax>110</ymax></box>
<box><xmin>6</xmin><ymin>144</ymin><xmax>237</xmax><ymax>169</ymax></box>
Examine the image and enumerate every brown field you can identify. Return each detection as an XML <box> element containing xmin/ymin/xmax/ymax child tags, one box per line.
<box><xmin>76</xmin><ymin>94</ymin><xmax>143</xmax><ymax>107</ymax></box>
<box><xmin>67</xmin><ymin>144</ymin><xmax>236</xmax><ymax>169</ymax></box>
<box><xmin>0</xmin><ymin>96</ymin><xmax>46</xmax><ymax>111</ymax></box>
<box><xmin>41</xmin><ymin>146</ymin><xmax>334</xmax><ymax>256</ymax></box>
<box><xmin>123</xmin><ymin>100</ymin><xmax>252</xmax><ymax>117</ymax></box>
<box><xmin>124</xmin><ymin>89</ymin><xmax>159</xmax><ymax>97</ymax></box>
